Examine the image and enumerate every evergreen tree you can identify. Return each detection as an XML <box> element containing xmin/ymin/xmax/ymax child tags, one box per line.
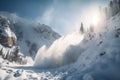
<box><xmin>110</xmin><ymin>1</ymin><xmax>113</xmax><ymax>9</ymax></box>
<box><xmin>104</xmin><ymin>7</ymin><xmax>108</xmax><ymax>17</ymax></box>
<box><xmin>110</xmin><ymin>1</ymin><xmax>113</xmax><ymax>16</ymax></box>
<box><xmin>80</xmin><ymin>22</ymin><xmax>84</xmax><ymax>34</ymax></box>
<box><xmin>118</xmin><ymin>0</ymin><xmax>120</xmax><ymax>10</ymax></box>
<box><xmin>113</xmin><ymin>0</ymin><xmax>119</xmax><ymax>15</ymax></box>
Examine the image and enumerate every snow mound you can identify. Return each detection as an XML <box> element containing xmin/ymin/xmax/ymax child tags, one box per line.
<box><xmin>34</xmin><ymin>31</ymin><xmax>84</xmax><ymax>68</ymax></box>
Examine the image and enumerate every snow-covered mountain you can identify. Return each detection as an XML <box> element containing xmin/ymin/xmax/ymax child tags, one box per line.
<box><xmin>0</xmin><ymin>0</ymin><xmax>120</xmax><ymax>80</ymax></box>
<box><xmin>0</xmin><ymin>12</ymin><xmax>61</xmax><ymax>59</ymax></box>
<box><xmin>0</xmin><ymin>12</ymin><xmax>120</xmax><ymax>79</ymax></box>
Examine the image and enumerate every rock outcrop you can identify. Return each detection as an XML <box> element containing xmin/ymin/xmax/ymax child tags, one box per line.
<box><xmin>0</xmin><ymin>15</ymin><xmax>17</xmax><ymax>47</ymax></box>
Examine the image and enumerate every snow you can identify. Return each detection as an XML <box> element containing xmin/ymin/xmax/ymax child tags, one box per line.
<box><xmin>32</xmin><ymin>12</ymin><xmax>120</xmax><ymax>79</ymax></box>
<box><xmin>0</xmin><ymin>58</ymin><xmax>67</xmax><ymax>80</ymax></box>
<box><xmin>0</xmin><ymin>6</ymin><xmax>120</xmax><ymax>80</ymax></box>
<box><xmin>34</xmin><ymin>31</ymin><xmax>84</xmax><ymax>68</ymax></box>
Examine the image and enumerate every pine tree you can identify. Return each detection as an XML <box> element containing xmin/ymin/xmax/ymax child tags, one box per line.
<box><xmin>104</xmin><ymin>7</ymin><xmax>108</xmax><ymax>18</ymax></box>
<box><xmin>118</xmin><ymin>0</ymin><xmax>120</xmax><ymax>10</ymax></box>
<box><xmin>80</xmin><ymin>22</ymin><xmax>84</xmax><ymax>34</ymax></box>
<box><xmin>113</xmin><ymin>0</ymin><xmax>119</xmax><ymax>15</ymax></box>
<box><xmin>109</xmin><ymin>1</ymin><xmax>113</xmax><ymax>16</ymax></box>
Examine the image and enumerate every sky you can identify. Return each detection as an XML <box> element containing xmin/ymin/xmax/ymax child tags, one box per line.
<box><xmin>0</xmin><ymin>0</ymin><xmax>109</xmax><ymax>35</ymax></box>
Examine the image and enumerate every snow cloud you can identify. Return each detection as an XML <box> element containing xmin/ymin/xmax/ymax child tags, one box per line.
<box><xmin>36</xmin><ymin>0</ymin><xmax>109</xmax><ymax>35</ymax></box>
<box><xmin>34</xmin><ymin>31</ymin><xmax>84</xmax><ymax>68</ymax></box>
<box><xmin>40</xmin><ymin>7</ymin><xmax>54</xmax><ymax>25</ymax></box>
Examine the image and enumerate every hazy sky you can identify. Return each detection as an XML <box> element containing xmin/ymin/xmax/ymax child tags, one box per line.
<box><xmin>0</xmin><ymin>0</ymin><xmax>109</xmax><ymax>35</ymax></box>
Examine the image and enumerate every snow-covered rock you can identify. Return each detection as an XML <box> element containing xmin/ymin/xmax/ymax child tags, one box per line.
<box><xmin>0</xmin><ymin>15</ymin><xmax>17</xmax><ymax>47</ymax></box>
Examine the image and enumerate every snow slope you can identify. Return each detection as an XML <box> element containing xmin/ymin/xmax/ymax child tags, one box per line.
<box><xmin>60</xmin><ymin>12</ymin><xmax>120</xmax><ymax>80</ymax></box>
<box><xmin>32</xmin><ymin>12</ymin><xmax>120</xmax><ymax>80</ymax></box>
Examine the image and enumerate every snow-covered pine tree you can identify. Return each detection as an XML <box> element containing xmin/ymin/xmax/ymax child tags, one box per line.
<box><xmin>118</xmin><ymin>0</ymin><xmax>120</xmax><ymax>11</ymax></box>
<box><xmin>80</xmin><ymin>22</ymin><xmax>84</xmax><ymax>34</ymax></box>
<box><xmin>87</xmin><ymin>24</ymin><xmax>94</xmax><ymax>40</ymax></box>
<box><xmin>104</xmin><ymin>7</ymin><xmax>108</xmax><ymax>19</ymax></box>
<box><xmin>108</xmin><ymin>0</ymin><xmax>120</xmax><ymax>17</ymax></box>
<box><xmin>109</xmin><ymin>0</ymin><xmax>114</xmax><ymax>17</ymax></box>
<box><xmin>113</xmin><ymin>0</ymin><xmax>119</xmax><ymax>15</ymax></box>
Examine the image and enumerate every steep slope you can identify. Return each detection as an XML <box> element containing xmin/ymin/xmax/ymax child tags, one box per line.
<box><xmin>32</xmin><ymin>10</ymin><xmax>120</xmax><ymax>80</ymax></box>
<box><xmin>60</xmin><ymin>13</ymin><xmax>120</xmax><ymax>80</ymax></box>
<box><xmin>0</xmin><ymin>12</ymin><xmax>61</xmax><ymax>59</ymax></box>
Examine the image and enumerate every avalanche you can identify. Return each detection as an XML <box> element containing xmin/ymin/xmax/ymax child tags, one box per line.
<box><xmin>0</xmin><ymin>0</ymin><xmax>120</xmax><ymax>80</ymax></box>
<box><xmin>33</xmin><ymin>2</ymin><xmax>120</xmax><ymax>79</ymax></box>
<box><xmin>34</xmin><ymin>31</ymin><xmax>84</xmax><ymax>68</ymax></box>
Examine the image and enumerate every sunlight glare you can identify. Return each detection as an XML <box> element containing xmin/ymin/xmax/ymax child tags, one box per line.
<box><xmin>92</xmin><ymin>13</ymin><xmax>99</xmax><ymax>26</ymax></box>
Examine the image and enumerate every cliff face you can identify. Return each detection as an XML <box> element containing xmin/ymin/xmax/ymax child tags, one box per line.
<box><xmin>0</xmin><ymin>15</ymin><xmax>17</xmax><ymax>47</ymax></box>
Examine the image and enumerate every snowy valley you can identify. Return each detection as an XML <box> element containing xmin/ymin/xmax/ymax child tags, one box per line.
<box><xmin>0</xmin><ymin>0</ymin><xmax>120</xmax><ymax>80</ymax></box>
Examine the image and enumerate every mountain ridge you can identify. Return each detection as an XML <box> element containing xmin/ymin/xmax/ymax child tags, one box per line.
<box><xmin>0</xmin><ymin>11</ymin><xmax>61</xmax><ymax>60</ymax></box>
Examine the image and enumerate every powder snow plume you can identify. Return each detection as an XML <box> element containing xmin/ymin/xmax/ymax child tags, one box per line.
<box><xmin>34</xmin><ymin>31</ymin><xmax>84</xmax><ymax>68</ymax></box>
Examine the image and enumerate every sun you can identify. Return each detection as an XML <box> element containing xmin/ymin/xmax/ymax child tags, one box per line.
<box><xmin>91</xmin><ymin>14</ymin><xmax>99</xmax><ymax>26</ymax></box>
